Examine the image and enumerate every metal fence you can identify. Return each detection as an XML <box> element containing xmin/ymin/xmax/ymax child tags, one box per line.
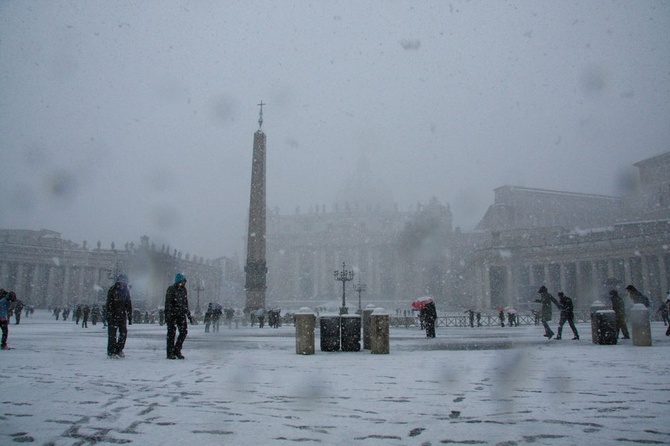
<box><xmin>388</xmin><ymin>312</ymin><xmax>593</xmax><ymax>328</ymax></box>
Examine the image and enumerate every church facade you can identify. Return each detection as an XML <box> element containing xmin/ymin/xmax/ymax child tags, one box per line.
<box><xmin>264</xmin><ymin>151</ymin><xmax>670</xmax><ymax>313</ymax></box>
<box><xmin>2</xmin><ymin>148</ymin><xmax>668</xmax><ymax>314</ymax></box>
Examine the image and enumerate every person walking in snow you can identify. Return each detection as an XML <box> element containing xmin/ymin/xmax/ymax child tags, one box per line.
<box><xmin>0</xmin><ymin>290</ymin><xmax>17</xmax><ymax>350</ymax></box>
<box><xmin>203</xmin><ymin>303</ymin><xmax>213</xmax><ymax>333</ymax></box>
<box><xmin>74</xmin><ymin>305</ymin><xmax>82</xmax><ymax>325</ymax></box>
<box><xmin>655</xmin><ymin>299</ymin><xmax>669</xmax><ymax>326</ymax></box>
<box><xmin>609</xmin><ymin>289</ymin><xmax>630</xmax><ymax>340</ymax></box>
<box><xmin>625</xmin><ymin>285</ymin><xmax>650</xmax><ymax>308</ymax></box>
<box><xmin>256</xmin><ymin>307</ymin><xmax>266</xmax><ymax>328</ymax></box>
<box><xmin>555</xmin><ymin>292</ymin><xmax>579</xmax><ymax>340</ymax></box>
<box><xmin>13</xmin><ymin>299</ymin><xmax>24</xmax><ymax>325</ymax></box>
<box><xmin>534</xmin><ymin>286</ymin><xmax>561</xmax><ymax>339</ymax></box>
<box><xmin>421</xmin><ymin>301</ymin><xmax>437</xmax><ymax>338</ymax></box>
<box><xmin>81</xmin><ymin>305</ymin><xmax>90</xmax><ymax>328</ymax></box>
<box><xmin>465</xmin><ymin>309</ymin><xmax>475</xmax><ymax>327</ymax></box>
<box><xmin>165</xmin><ymin>273</ymin><xmax>193</xmax><ymax>359</ymax></box>
<box><xmin>105</xmin><ymin>274</ymin><xmax>133</xmax><ymax>358</ymax></box>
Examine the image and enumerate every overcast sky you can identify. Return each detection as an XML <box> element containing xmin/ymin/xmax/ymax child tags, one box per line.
<box><xmin>1</xmin><ymin>1</ymin><xmax>669</xmax><ymax>260</ymax></box>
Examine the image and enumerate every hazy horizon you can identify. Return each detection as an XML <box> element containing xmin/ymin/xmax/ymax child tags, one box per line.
<box><xmin>1</xmin><ymin>1</ymin><xmax>668</xmax><ymax>260</ymax></box>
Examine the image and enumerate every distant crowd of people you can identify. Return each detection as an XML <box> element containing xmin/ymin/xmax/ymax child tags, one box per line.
<box><xmin>3</xmin><ymin>273</ymin><xmax>669</xmax><ymax>354</ymax></box>
<box><xmin>412</xmin><ymin>283</ymin><xmax>668</xmax><ymax>341</ymax></box>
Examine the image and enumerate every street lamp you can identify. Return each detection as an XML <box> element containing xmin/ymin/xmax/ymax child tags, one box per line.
<box><xmin>334</xmin><ymin>262</ymin><xmax>354</xmax><ymax>315</ymax></box>
<box><xmin>195</xmin><ymin>282</ymin><xmax>204</xmax><ymax>316</ymax></box>
<box><xmin>354</xmin><ymin>279</ymin><xmax>367</xmax><ymax>314</ymax></box>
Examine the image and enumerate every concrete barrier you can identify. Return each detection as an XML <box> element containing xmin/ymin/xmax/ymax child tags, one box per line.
<box><xmin>294</xmin><ymin>307</ymin><xmax>316</xmax><ymax>355</ymax></box>
<box><xmin>362</xmin><ymin>304</ymin><xmax>375</xmax><ymax>350</ymax></box>
<box><xmin>630</xmin><ymin>303</ymin><xmax>652</xmax><ymax>346</ymax></box>
<box><xmin>370</xmin><ymin>308</ymin><xmax>389</xmax><ymax>354</ymax></box>
<box><xmin>595</xmin><ymin>310</ymin><xmax>617</xmax><ymax>345</ymax></box>
<box><xmin>590</xmin><ymin>300</ymin><xmax>608</xmax><ymax>344</ymax></box>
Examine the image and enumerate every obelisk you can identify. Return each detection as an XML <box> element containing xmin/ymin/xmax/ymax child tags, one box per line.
<box><xmin>244</xmin><ymin>101</ymin><xmax>267</xmax><ymax>311</ymax></box>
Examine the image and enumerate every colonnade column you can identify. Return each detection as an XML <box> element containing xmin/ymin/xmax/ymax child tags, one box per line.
<box><xmin>482</xmin><ymin>263</ymin><xmax>491</xmax><ymax>309</ymax></box>
<box><xmin>46</xmin><ymin>266</ymin><xmax>58</xmax><ymax>308</ymax></box>
<box><xmin>640</xmin><ymin>256</ymin><xmax>650</xmax><ymax>294</ymax></box>
<box><xmin>0</xmin><ymin>261</ymin><xmax>8</xmax><ymax>286</ymax></box>
<box><xmin>560</xmin><ymin>263</ymin><xmax>568</xmax><ymax>293</ymax></box>
<box><xmin>505</xmin><ymin>265</ymin><xmax>514</xmax><ymax>307</ymax></box>
<box><xmin>624</xmin><ymin>258</ymin><xmax>632</xmax><ymax>285</ymax></box>
<box><xmin>659</xmin><ymin>256</ymin><xmax>668</xmax><ymax>294</ymax></box>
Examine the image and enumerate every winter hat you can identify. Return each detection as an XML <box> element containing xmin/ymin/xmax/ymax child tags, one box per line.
<box><xmin>625</xmin><ymin>285</ymin><xmax>636</xmax><ymax>292</ymax></box>
<box><xmin>558</xmin><ymin>292</ymin><xmax>564</xmax><ymax>297</ymax></box>
<box><xmin>538</xmin><ymin>285</ymin><xmax>547</xmax><ymax>293</ymax></box>
<box><xmin>610</xmin><ymin>290</ymin><xmax>618</xmax><ymax>296</ymax></box>
<box><xmin>174</xmin><ymin>273</ymin><xmax>187</xmax><ymax>284</ymax></box>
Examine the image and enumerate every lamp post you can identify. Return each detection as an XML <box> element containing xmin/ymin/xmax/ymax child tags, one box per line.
<box><xmin>195</xmin><ymin>282</ymin><xmax>204</xmax><ymax>316</ymax></box>
<box><xmin>334</xmin><ymin>262</ymin><xmax>354</xmax><ymax>315</ymax></box>
<box><xmin>354</xmin><ymin>279</ymin><xmax>367</xmax><ymax>314</ymax></box>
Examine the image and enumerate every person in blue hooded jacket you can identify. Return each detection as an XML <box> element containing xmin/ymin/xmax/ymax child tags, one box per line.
<box><xmin>165</xmin><ymin>273</ymin><xmax>193</xmax><ymax>359</ymax></box>
<box><xmin>0</xmin><ymin>289</ymin><xmax>17</xmax><ymax>350</ymax></box>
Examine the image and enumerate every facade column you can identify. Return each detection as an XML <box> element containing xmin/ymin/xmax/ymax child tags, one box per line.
<box><xmin>483</xmin><ymin>263</ymin><xmax>491</xmax><ymax>309</ymax></box>
<box><xmin>624</xmin><ymin>258</ymin><xmax>632</xmax><ymax>285</ymax></box>
<box><xmin>640</xmin><ymin>255</ymin><xmax>650</xmax><ymax>293</ymax></box>
<box><xmin>506</xmin><ymin>265</ymin><xmax>514</xmax><ymax>307</ymax></box>
<box><xmin>62</xmin><ymin>266</ymin><xmax>71</xmax><ymax>307</ymax></box>
<box><xmin>15</xmin><ymin>263</ymin><xmax>25</xmax><ymax>299</ymax></box>
<box><xmin>77</xmin><ymin>267</ymin><xmax>86</xmax><ymax>303</ymax></box>
<box><xmin>560</xmin><ymin>263</ymin><xmax>567</xmax><ymax>293</ymax></box>
<box><xmin>46</xmin><ymin>266</ymin><xmax>57</xmax><ymax>308</ymax></box>
<box><xmin>607</xmin><ymin>259</ymin><xmax>614</xmax><ymax>278</ymax></box>
<box><xmin>589</xmin><ymin>261</ymin><xmax>597</xmax><ymax>294</ymax></box>
<box><xmin>0</xmin><ymin>261</ymin><xmax>8</xmax><ymax>285</ymax></box>
<box><xmin>659</xmin><ymin>255</ymin><xmax>668</xmax><ymax>294</ymax></box>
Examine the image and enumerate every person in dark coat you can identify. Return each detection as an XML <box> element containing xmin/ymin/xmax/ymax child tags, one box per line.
<box><xmin>81</xmin><ymin>305</ymin><xmax>90</xmax><ymax>328</ymax></box>
<box><xmin>165</xmin><ymin>273</ymin><xmax>193</xmax><ymax>359</ymax></box>
<box><xmin>610</xmin><ymin>289</ymin><xmax>630</xmax><ymax>339</ymax></box>
<box><xmin>625</xmin><ymin>285</ymin><xmax>650</xmax><ymax>308</ymax></box>
<box><xmin>0</xmin><ymin>290</ymin><xmax>17</xmax><ymax>349</ymax></box>
<box><xmin>465</xmin><ymin>309</ymin><xmax>475</xmax><ymax>327</ymax></box>
<box><xmin>555</xmin><ymin>292</ymin><xmax>579</xmax><ymax>340</ymax></box>
<box><xmin>203</xmin><ymin>303</ymin><xmax>213</xmax><ymax>333</ymax></box>
<box><xmin>105</xmin><ymin>274</ymin><xmax>133</xmax><ymax>358</ymax></box>
<box><xmin>420</xmin><ymin>301</ymin><xmax>437</xmax><ymax>338</ymax></box>
<box><xmin>74</xmin><ymin>305</ymin><xmax>82</xmax><ymax>325</ymax></box>
<box><xmin>655</xmin><ymin>300</ymin><xmax>669</xmax><ymax>326</ymax></box>
<box><xmin>13</xmin><ymin>300</ymin><xmax>24</xmax><ymax>325</ymax></box>
<box><xmin>534</xmin><ymin>285</ymin><xmax>561</xmax><ymax>339</ymax></box>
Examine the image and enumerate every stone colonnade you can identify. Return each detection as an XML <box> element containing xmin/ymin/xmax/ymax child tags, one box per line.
<box><xmin>475</xmin><ymin>223</ymin><xmax>670</xmax><ymax>311</ymax></box>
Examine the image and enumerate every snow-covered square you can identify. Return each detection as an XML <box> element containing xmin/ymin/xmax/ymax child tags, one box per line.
<box><xmin>1</xmin><ymin>312</ymin><xmax>669</xmax><ymax>445</ymax></box>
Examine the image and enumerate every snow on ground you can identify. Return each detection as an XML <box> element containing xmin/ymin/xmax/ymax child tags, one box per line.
<box><xmin>1</xmin><ymin>311</ymin><xmax>669</xmax><ymax>445</ymax></box>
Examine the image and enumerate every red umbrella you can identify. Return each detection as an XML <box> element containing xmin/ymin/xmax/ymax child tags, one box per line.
<box><xmin>411</xmin><ymin>296</ymin><xmax>434</xmax><ymax>310</ymax></box>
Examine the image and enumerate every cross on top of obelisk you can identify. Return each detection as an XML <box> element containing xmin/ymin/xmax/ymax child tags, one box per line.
<box><xmin>257</xmin><ymin>100</ymin><xmax>265</xmax><ymax>129</ymax></box>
